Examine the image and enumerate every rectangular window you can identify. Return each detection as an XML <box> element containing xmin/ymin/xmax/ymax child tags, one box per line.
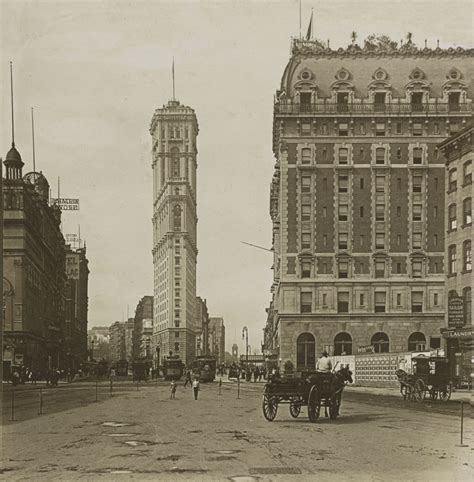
<box><xmin>360</xmin><ymin>206</ymin><xmax>364</xmax><ymax>218</ymax></box>
<box><xmin>174</xmin><ymin>321</ymin><xmax>180</xmax><ymax>327</ymax></box>
<box><xmin>322</xmin><ymin>206</ymin><xmax>327</xmax><ymax>218</ymax></box>
<box><xmin>434</xmin><ymin>234</ymin><xmax>438</xmax><ymax>247</ymax></box>
<box><xmin>175</xmin><ymin>267</ymin><xmax>181</xmax><ymax>276</ymax></box>
<box><xmin>301</xmin><ymin>123</ymin><xmax>311</xmax><ymax>134</ymax></box>
<box><xmin>464</xmin><ymin>240</ymin><xmax>472</xmax><ymax>272</ymax></box>
<box><xmin>397</xmin><ymin>235</ymin><xmax>401</xmax><ymax>246</ymax></box>
<box><xmin>376</xmin><ymin>123</ymin><xmax>385</xmax><ymax>136</ymax></box>
<box><xmin>375</xmin><ymin>292</ymin><xmax>386</xmax><ymax>312</ymax></box>
<box><xmin>338</xmin><ymin>175</ymin><xmax>349</xmax><ymax>193</ymax></box>
<box><xmin>338</xmin><ymin>123</ymin><xmax>348</xmax><ymax>136</ymax></box>
<box><xmin>397</xmin><ymin>178</ymin><xmax>402</xmax><ymax>190</ymax></box>
<box><xmin>338</xmin><ymin>204</ymin><xmax>348</xmax><ymax>221</ymax></box>
<box><xmin>322</xmin><ymin>263</ymin><xmax>328</xmax><ymax>274</ymax></box>
<box><xmin>411</xmin><ymin>291</ymin><xmax>423</xmax><ymax>313</ymax></box>
<box><xmin>375</xmin><ymin>147</ymin><xmax>386</xmax><ymax>164</ymax></box>
<box><xmin>433</xmin><ymin>262</ymin><xmax>439</xmax><ymax>274</ymax></box>
<box><xmin>339</xmin><ymin>148</ymin><xmax>349</xmax><ymax>164</ymax></box>
<box><xmin>412</xmin><ymin>176</ymin><xmax>422</xmax><ymax>193</ymax></box>
<box><xmin>464</xmin><ymin>287</ymin><xmax>472</xmax><ymax>324</ymax></box>
<box><xmin>434</xmin><ymin>206</ymin><xmax>438</xmax><ymax>218</ymax></box>
<box><xmin>338</xmin><ymin>261</ymin><xmax>348</xmax><ymax>278</ymax></box>
<box><xmin>397</xmin><ymin>293</ymin><xmax>402</xmax><ymax>306</ymax></box>
<box><xmin>463</xmin><ymin>198</ymin><xmax>472</xmax><ymax>226</ymax></box>
<box><xmin>413</xmin><ymin>204</ymin><xmax>422</xmax><ymax>221</ymax></box>
<box><xmin>337</xmin><ymin>292</ymin><xmax>349</xmax><ymax>313</ymax></box>
<box><xmin>360</xmin><ymin>177</ymin><xmax>364</xmax><ymax>189</ymax></box>
<box><xmin>448</xmin><ymin>245</ymin><xmax>457</xmax><ymax>274</ymax></box>
<box><xmin>338</xmin><ymin>233</ymin><xmax>348</xmax><ymax>250</ymax></box>
<box><xmin>322</xmin><ymin>293</ymin><xmax>327</xmax><ymax>306</ymax></box>
<box><xmin>376</xmin><ymin>176</ymin><xmax>385</xmax><ymax>192</ymax></box>
<box><xmin>175</xmin><ymin>331</ymin><xmax>180</xmax><ymax>338</ymax></box>
<box><xmin>175</xmin><ymin>310</ymin><xmax>180</xmax><ymax>318</ymax></box>
<box><xmin>300</xmin><ymin>292</ymin><xmax>312</xmax><ymax>313</ymax></box>
<box><xmin>396</xmin><ymin>262</ymin><xmax>402</xmax><ymax>273</ymax></box>
<box><xmin>434</xmin><ymin>293</ymin><xmax>439</xmax><ymax>306</ymax></box>
<box><xmin>375</xmin><ymin>204</ymin><xmax>385</xmax><ymax>221</ymax></box>
<box><xmin>412</xmin><ymin>261</ymin><xmax>422</xmax><ymax>278</ymax></box>
<box><xmin>413</xmin><ymin>147</ymin><xmax>423</xmax><ymax>164</ymax></box>
<box><xmin>323</xmin><ymin>234</ymin><xmax>327</xmax><ymax>246</ymax></box>
<box><xmin>301</xmin><ymin>233</ymin><xmax>311</xmax><ymax>249</ymax></box>
<box><xmin>301</xmin><ymin>262</ymin><xmax>311</xmax><ymax>278</ymax></box>
<box><xmin>375</xmin><ymin>260</ymin><xmax>385</xmax><ymax>278</ymax></box>
<box><xmin>374</xmin><ymin>92</ymin><xmax>386</xmax><ymax>109</ymax></box>
<box><xmin>322</xmin><ymin>124</ymin><xmax>328</xmax><ymax>135</ymax></box>
<box><xmin>397</xmin><ymin>207</ymin><xmax>401</xmax><ymax>217</ymax></box>
<box><xmin>463</xmin><ymin>160</ymin><xmax>472</xmax><ymax>185</ymax></box>
<box><xmin>175</xmin><ymin>257</ymin><xmax>180</xmax><ymax>265</ymax></box>
<box><xmin>360</xmin><ymin>235</ymin><xmax>364</xmax><ymax>246</ymax></box>
<box><xmin>323</xmin><ymin>178</ymin><xmax>328</xmax><ymax>189</ymax></box>
<box><xmin>301</xmin><ymin>176</ymin><xmax>311</xmax><ymax>192</ymax></box>
<box><xmin>449</xmin><ymin>204</ymin><xmax>457</xmax><ymax>230</ymax></box>
<box><xmin>449</xmin><ymin>169</ymin><xmax>457</xmax><ymax>191</ymax></box>
<box><xmin>413</xmin><ymin>123</ymin><xmax>423</xmax><ymax>136</ymax></box>
<box><xmin>375</xmin><ymin>233</ymin><xmax>385</xmax><ymax>249</ymax></box>
<box><xmin>396</xmin><ymin>122</ymin><xmax>402</xmax><ymax>134</ymax></box>
<box><xmin>359</xmin><ymin>294</ymin><xmax>365</xmax><ymax>306</ymax></box>
<box><xmin>301</xmin><ymin>204</ymin><xmax>311</xmax><ymax>221</ymax></box>
<box><xmin>301</xmin><ymin>147</ymin><xmax>311</xmax><ymax>164</ymax></box>
<box><xmin>412</xmin><ymin>232</ymin><xmax>422</xmax><ymax>249</ymax></box>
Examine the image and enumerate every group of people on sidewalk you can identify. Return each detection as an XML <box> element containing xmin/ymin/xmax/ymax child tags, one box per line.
<box><xmin>170</xmin><ymin>369</ymin><xmax>200</xmax><ymax>400</ymax></box>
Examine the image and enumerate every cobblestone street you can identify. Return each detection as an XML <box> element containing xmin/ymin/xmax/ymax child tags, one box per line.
<box><xmin>1</xmin><ymin>380</ymin><xmax>472</xmax><ymax>481</ymax></box>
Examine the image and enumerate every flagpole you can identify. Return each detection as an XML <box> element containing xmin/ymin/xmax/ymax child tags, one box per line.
<box><xmin>172</xmin><ymin>58</ymin><xmax>175</xmax><ymax>101</ymax></box>
<box><xmin>299</xmin><ymin>0</ymin><xmax>302</xmax><ymax>39</ymax></box>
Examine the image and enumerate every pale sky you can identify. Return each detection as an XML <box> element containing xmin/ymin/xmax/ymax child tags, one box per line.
<box><xmin>1</xmin><ymin>0</ymin><xmax>472</xmax><ymax>355</ymax></box>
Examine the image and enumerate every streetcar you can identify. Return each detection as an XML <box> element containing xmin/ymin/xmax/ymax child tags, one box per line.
<box><xmin>163</xmin><ymin>355</ymin><xmax>184</xmax><ymax>380</ymax></box>
<box><xmin>192</xmin><ymin>356</ymin><xmax>217</xmax><ymax>382</ymax></box>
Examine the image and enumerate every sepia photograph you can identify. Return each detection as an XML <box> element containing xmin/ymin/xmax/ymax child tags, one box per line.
<box><xmin>0</xmin><ymin>0</ymin><xmax>472</xmax><ymax>480</ymax></box>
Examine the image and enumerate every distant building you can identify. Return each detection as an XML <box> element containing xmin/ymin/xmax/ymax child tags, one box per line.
<box><xmin>150</xmin><ymin>98</ymin><xmax>199</xmax><ymax>366</ymax></box>
<box><xmin>132</xmin><ymin>296</ymin><xmax>153</xmax><ymax>360</ymax></box>
<box><xmin>195</xmin><ymin>297</ymin><xmax>210</xmax><ymax>356</ymax></box>
<box><xmin>124</xmin><ymin>318</ymin><xmax>134</xmax><ymax>363</ymax></box>
<box><xmin>438</xmin><ymin>124</ymin><xmax>472</xmax><ymax>382</ymax></box>
<box><xmin>108</xmin><ymin>322</ymin><xmax>126</xmax><ymax>363</ymax></box>
<box><xmin>209</xmin><ymin>317</ymin><xmax>225</xmax><ymax>365</ymax></box>
<box><xmin>265</xmin><ymin>35</ymin><xmax>473</xmax><ymax>370</ymax></box>
<box><xmin>64</xmin><ymin>245</ymin><xmax>90</xmax><ymax>370</ymax></box>
<box><xmin>88</xmin><ymin>327</ymin><xmax>110</xmax><ymax>361</ymax></box>
<box><xmin>231</xmin><ymin>343</ymin><xmax>239</xmax><ymax>363</ymax></box>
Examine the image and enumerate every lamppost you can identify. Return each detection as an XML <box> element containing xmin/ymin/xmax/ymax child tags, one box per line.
<box><xmin>242</xmin><ymin>326</ymin><xmax>248</xmax><ymax>368</ymax></box>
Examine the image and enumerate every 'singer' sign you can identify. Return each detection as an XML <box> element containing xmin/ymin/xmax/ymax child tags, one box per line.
<box><xmin>51</xmin><ymin>198</ymin><xmax>80</xmax><ymax>210</ymax></box>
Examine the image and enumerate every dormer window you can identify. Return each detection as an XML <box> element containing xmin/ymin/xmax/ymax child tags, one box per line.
<box><xmin>448</xmin><ymin>92</ymin><xmax>460</xmax><ymax>111</ymax></box>
<box><xmin>374</xmin><ymin>92</ymin><xmax>386</xmax><ymax>111</ymax></box>
<box><xmin>300</xmin><ymin>92</ymin><xmax>312</xmax><ymax>112</ymax></box>
<box><xmin>337</xmin><ymin>92</ymin><xmax>349</xmax><ymax>112</ymax></box>
<box><xmin>411</xmin><ymin>92</ymin><xmax>423</xmax><ymax>110</ymax></box>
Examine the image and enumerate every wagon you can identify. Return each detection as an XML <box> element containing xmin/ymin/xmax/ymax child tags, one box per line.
<box><xmin>262</xmin><ymin>367</ymin><xmax>353</xmax><ymax>422</ymax></box>
<box><xmin>396</xmin><ymin>355</ymin><xmax>453</xmax><ymax>402</ymax></box>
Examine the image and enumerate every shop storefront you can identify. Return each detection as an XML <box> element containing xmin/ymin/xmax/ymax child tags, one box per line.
<box><xmin>441</xmin><ymin>326</ymin><xmax>473</xmax><ymax>388</ymax></box>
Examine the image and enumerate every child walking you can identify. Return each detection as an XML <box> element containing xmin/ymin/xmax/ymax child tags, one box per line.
<box><xmin>192</xmin><ymin>378</ymin><xmax>200</xmax><ymax>400</ymax></box>
<box><xmin>170</xmin><ymin>380</ymin><xmax>177</xmax><ymax>399</ymax></box>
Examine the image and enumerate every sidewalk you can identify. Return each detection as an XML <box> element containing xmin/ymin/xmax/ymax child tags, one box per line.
<box><xmin>346</xmin><ymin>384</ymin><xmax>473</xmax><ymax>403</ymax></box>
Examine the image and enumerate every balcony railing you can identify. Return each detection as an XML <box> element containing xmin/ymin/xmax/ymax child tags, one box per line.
<box><xmin>274</xmin><ymin>102</ymin><xmax>472</xmax><ymax>115</ymax></box>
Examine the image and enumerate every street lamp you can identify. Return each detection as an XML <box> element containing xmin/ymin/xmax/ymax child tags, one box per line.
<box><xmin>242</xmin><ymin>326</ymin><xmax>249</xmax><ymax>369</ymax></box>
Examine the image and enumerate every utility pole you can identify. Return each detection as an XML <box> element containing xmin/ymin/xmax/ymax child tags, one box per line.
<box><xmin>242</xmin><ymin>326</ymin><xmax>249</xmax><ymax>369</ymax></box>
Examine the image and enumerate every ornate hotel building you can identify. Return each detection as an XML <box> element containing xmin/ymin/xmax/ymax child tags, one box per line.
<box><xmin>264</xmin><ymin>37</ymin><xmax>473</xmax><ymax>371</ymax></box>
<box><xmin>150</xmin><ymin>100</ymin><xmax>199</xmax><ymax>366</ymax></box>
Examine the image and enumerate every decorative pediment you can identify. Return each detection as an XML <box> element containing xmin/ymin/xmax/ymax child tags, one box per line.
<box><xmin>335</xmin><ymin>67</ymin><xmax>352</xmax><ymax>81</ymax></box>
<box><xmin>294</xmin><ymin>80</ymin><xmax>318</xmax><ymax>91</ymax></box>
<box><xmin>405</xmin><ymin>79</ymin><xmax>431</xmax><ymax>91</ymax></box>
<box><xmin>372</xmin><ymin>251</ymin><xmax>388</xmax><ymax>259</ymax></box>
<box><xmin>368</xmin><ymin>68</ymin><xmax>392</xmax><ymax>90</ymax></box>
<box><xmin>372</xmin><ymin>67</ymin><xmax>388</xmax><ymax>81</ymax></box>
<box><xmin>331</xmin><ymin>79</ymin><xmax>354</xmax><ymax>91</ymax></box>
<box><xmin>409</xmin><ymin>67</ymin><xmax>426</xmax><ymax>80</ymax></box>
<box><xmin>442</xmin><ymin>78</ymin><xmax>467</xmax><ymax>92</ymax></box>
<box><xmin>409</xmin><ymin>251</ymin><xmax>426</xmax><ymax>260</ymax></box>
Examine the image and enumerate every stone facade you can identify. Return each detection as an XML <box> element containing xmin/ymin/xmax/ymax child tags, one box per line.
<box><xmin>438</xmin><ymin>124</ymin><xmax>472</xmax><ymax>383</ymax></box>
<box><xmin>150</xmin><ymin>100</ymin><xmax>199</xmax><ymax>366</ymax></box>
<box><xmin>265</xmin><ymin>37</ymin><xmax>473</xmax><ymax>371</ymax></box>
<box><xmin>209</xmin><ymin>317</ymin><xmax>225</xmax><ymax>365</ymax></box>
<box><xmin>132</xmin><ymin>296</ymin><xmax>153</xmax><ymax>360</ymax></box>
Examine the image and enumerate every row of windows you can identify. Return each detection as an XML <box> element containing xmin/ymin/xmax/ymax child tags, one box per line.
<box><xmin>300</xmin><ymin>290</ymin><xmax>439</xmax><ymax>314</ymax></box>
<box><xmin>296</xmin><ymin>332</ymin><xmax>440</xmax><ymax>369</ymax></box>
<box><xmin>448</xmin><ymin>198</ymin><xmax>472</xmax><ymax>230</ymax></box>
<box><xmin>448</xmin><ymin>160</ymin><xmax>472</xmax><ymax>190</ymax></box>
<box><xmin>448</xmin><ymin>241</ymin><xmax>472</xmax><ymax>275</ymax></box>
<box><xmin>302</xmin><ymin>174</ymin><xmax>431</xmax><ymax>193</ymax></box>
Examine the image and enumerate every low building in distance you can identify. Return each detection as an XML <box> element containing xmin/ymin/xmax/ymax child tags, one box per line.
<box><xmin>108</xmin><ymin>322</ymin><xmax>126</xmax><ymax>364</ymax></box>
<box><xmin>87</xmin><ymin>326</ymin><xmax>110</xmax><ymax>362</ymax></box>
<box><xmin>195</xmin><ymin>296</ymin><xmax>210</xmax><ymax>357</ymax></box>
<box><xmin>209</xmin><ymin>317</ymin><xmax>225</xmax><ymax>365</ymax></box>
<box><xmin>132</xmin><ymin>296</ymin><xmax>153</xmax><ymax>360</ymax></box>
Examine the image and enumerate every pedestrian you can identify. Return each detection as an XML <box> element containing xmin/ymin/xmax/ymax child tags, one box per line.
<box><xmin>192</xmin><ymin>378</ymin><xmax>200</xmax><ymax>400</ymax></box>
<box><xmin>184</xmin><ymin>369</ymin><xmax>192</xmax><ymax>387</ymax></box>
<box><xmin>316</xmin><ymin>351</ymin><xmax>332</xmax><ymax>373</ymax></box>
<box><xmin>170</xmin><ymin>380</ymin><xmax>177</xmax><ymax>399</ymax></box>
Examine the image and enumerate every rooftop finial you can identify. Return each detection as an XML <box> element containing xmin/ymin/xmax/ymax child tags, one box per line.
<box><xmin>10</xmin><ymin>61</ymin><xmax>15</xmax><ymax>148</ymax></box>
<box><xmin>31</xmin><ymin>107</ymin><xmax>36</xmax><ymax>173</ymax></box>
<box><xmin>437</xmin><ymin>39</ymin><xmax>440</xmax><ymax>48</ymax></box>
<box><xmin>424</xmin><ymin>39</ymin><xmax>427</xmax><ymax>48</ymax></box>
<box><xmin>172</xmin><ymin>57</ymin><xmax>175</xmax><ymax>101</ymax></box>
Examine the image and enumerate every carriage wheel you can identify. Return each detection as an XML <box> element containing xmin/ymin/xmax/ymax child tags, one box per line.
<box><xmin>413</xmin><ymin>379</ymin><xmax>426</xmax><ymax>402</ymax></box>
<box><xmin>329</xmin><ymin>397</ymin><xmax>340</xmax><ymax>420</ymax></box>
<box><xmin>289</xmin><ymin>401</ymin><xmax>301</xmax><ymax>418</ymax></box>
<box><xmin>307</xmin><ymin>387</ymin><xmax>321</xmax><ymax>423</ymax></box>
<box><xmin>440</xmin><ymin>383</ymin><xmax>452</xmax><ymax>402</ymax></box>
<box><xmin>262</xmin><ymin>394</ymin><xmax>278</xmax><ymax>421</ymax></box>
<box><xmin>400</xmin><ymin>384</ymin><xmax>410</xmax><ymax>400</ymax></box>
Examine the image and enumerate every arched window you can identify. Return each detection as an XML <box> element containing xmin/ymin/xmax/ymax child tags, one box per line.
<box><xmin>408</xmin><ymin>332</ymin><xmax>426</xmax><ymax>352</ymax></box>
<box><xmin>334</xmin><ymin>332</ymin><xmax>352</xmax><ymax>356</ymax></box>
<box><xmin>296</xmin><ymin>333</ymin><xmax>315</xmax><ymax>371</ymax></box>
<box><xmin>173</xmin><ymin>205</ymin><xmax>182</xmax><ymax>232</ymax></box>
<box><xmin>371</xmin><ymin>332</ymin><xmax>389</xmax><ymax>353</ymax></box>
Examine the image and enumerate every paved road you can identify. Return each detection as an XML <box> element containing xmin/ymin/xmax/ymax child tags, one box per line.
<box><xmin>1</xmin><ymin>380</ymin><xmax>472</xmax><ymax>480</ymax></box>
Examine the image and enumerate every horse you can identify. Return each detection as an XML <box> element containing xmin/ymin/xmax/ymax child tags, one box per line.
<box><xmin>326</xmin><ymin>366</ymin><xmax>353</xmax><ymax>417</ymax></box>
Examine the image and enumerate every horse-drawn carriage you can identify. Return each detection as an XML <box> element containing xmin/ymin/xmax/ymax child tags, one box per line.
<box><xmin>262</xmin><ymin>366</ymin><xmax>353</xmax><ymax>422</ymax></box>
<box><xmin>396</xmin><ymin>355</ymin><xmax>453</xmax><ymax>402</ymax></box>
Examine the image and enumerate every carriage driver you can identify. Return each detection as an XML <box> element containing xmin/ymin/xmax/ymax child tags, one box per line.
<box><xmin>315</xmin><ymin>351</ymin><xmax>332</xmax><ymax>373</ymax></box>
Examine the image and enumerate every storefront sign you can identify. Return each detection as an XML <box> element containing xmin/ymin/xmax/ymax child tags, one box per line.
<box><xmin>357</xmin><ymin>345</ymin><xmax>375</xmax><ymax>354</ymax></box>
<box><xmin>448</xmin><ymin>295</ymin><xmax>464</xmax><ymax>328</ymax></box>
<box><xmin>66</xmin><ymin>254</ymin><xmax>80</xmax><ymax>279</ymax></box>
<box><xmin>51</xmin><ymin>198</ymin><xmax>80</xmax><ymax>210</ymax></box>
<box><xmin>441</xmin><ymin>327</ymin><xmax>473</xmax><ymax>339</ymax></box>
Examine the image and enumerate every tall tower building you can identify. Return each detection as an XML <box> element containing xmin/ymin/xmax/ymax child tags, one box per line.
<box><xmin>150</xmin><ymin>99</ymin><xmax>199</xmax><ymax>366</ymax></box>
<box><xmin>265</xmin><ymin>36</ymin><xmax>473</xmax><ymax>370</ymax></box>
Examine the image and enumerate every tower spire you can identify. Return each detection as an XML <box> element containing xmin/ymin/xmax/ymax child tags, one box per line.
<box><xmin>172</xmin><ymin>57</ymin><xmax>175</xmax><ymax>101</ymax></box>
<box><xmin>31</xmin><ymin>107</ymin><xmax>36</xmax><ymax>173</ymax></box>
<box><xmin>10</xmin><ymin>61</ymin><xmax>15</xmax><ymax>147</ymax></box>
